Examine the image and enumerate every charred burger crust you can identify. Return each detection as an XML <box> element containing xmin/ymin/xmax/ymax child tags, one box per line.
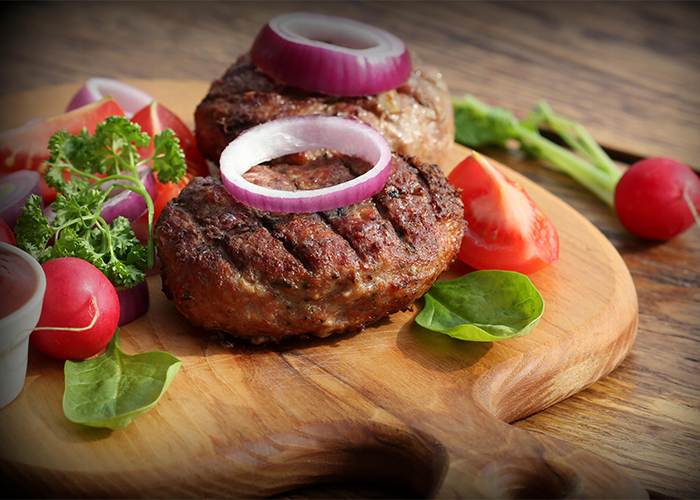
<box><xmin>155</xmin><ymin>153</ymin><xmax>464</xmax><ymax>344</ymax></box>
<box><xmin>194</xmin><ymin>52</ymin><xmax>454</xmax><ymax>168</ymax></box>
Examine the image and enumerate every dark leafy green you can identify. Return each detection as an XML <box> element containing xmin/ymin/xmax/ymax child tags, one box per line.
<box><xmin>415</xmin><ymin>270</ymin><xmax>544</xmax><ymax>341</ymax></box>
<box><xmin>63</xmin><ymin>330</ymin><xmax>182</xmax><ymax>430</ymax></box>
<box><xmin>15</xmin><ymin>116</ymin><xmax>186</xmax><ymax>288</ymax></box>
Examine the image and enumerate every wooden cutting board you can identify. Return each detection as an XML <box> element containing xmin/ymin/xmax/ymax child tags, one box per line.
<box><xmin>0</xmin><ymin>81</ymin><xmax>645</xmax><ymax>499</ymax></box>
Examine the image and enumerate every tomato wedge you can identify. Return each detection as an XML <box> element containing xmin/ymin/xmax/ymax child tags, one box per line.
<box><xmin>0</xmin><ymin>97</ymin><xmax>125</xmax><ymax>202</ymax></box>
<box><xmin>131</xmin><ymin>102</ymin><xmax>208</xmax><ymax>236</ymax></box>
<box><xmin>132</xmin><ymin>101</ymin><xmax>207</xmax><ymax>216</ymax></box>
<box><xmin>131</xmin><ymin>101</ymin><xmax>209</xmax><ymax>179</ymax></box>
<box><xmin>448</xmin><ymin>152</ymin><xmax>559</xmax><ymax>274</ymax></box>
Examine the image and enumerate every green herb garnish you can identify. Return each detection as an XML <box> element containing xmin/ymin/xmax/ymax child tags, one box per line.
<box><xmin>453</xmin><ymin>95</ymin><xmax>623</xmax><ymax>207</ymax></box>
<box><xmin>415</xmin><ymin>270</ymin><xmax>544</xmax><ymax>341</ymax></box>
<box><xmin>15</xmin><ymin>116</ymin><xmax>186</xmax><ymax>288</ymax></box>
<box><xmin>63</xmin><ymin>330</ymin><xmax>182</xmax><ymax>430</ymax></box>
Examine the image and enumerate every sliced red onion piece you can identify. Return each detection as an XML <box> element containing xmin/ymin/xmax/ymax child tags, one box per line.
<box><xmin>100</xmin><ymin>166</ymin><xmax>156</xmax><ymax>225</ymax></box>
<box><xmin>0</xmin><ymin>170</ymin><xmax>43</xmax><ymax>229</ymax></box>
<box><xmin>116</xmin><ymin>279</ymin><xmax>150</xmax><ymax>326</ymax></box>
<box><xmin>66</xmin><ymin>78</ymin><xmax>154</xmax><ymax>118</ymax></box>
<box><xmin>219</xmin><ymin>115</ymin><xmax>392</xmax><ymax>213</ymax></box>
<box><xmin>250</xmin><ymin>12</ymin><xmax>411</xmax><ymax>96</ymax></box>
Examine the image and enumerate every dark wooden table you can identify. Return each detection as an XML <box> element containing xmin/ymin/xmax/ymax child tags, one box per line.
<box><xmin>1</xmin><ymin>2</ymin><xmax>698</xmax><ymax>498</ymax></box>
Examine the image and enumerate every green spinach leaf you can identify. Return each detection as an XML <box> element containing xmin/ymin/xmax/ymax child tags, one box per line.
<box><xmin>415</xmin><ymin>270</ymin><xmax>544</xmax><ymax>341</ymax></box>
<box><xmin>63</xmin><ymin>330</ymin><xmax>182</xmax><ymax>430</ymax></box>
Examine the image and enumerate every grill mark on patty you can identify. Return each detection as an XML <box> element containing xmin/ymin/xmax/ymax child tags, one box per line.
<box><xmin>168</xmin><ymin>182</ymin><xmax>258</xmax><ymax>277</ymax></box>
<box><xmin>245</xmin><ymin>161</ymin><xmax>367</xmax><ymax>276</ymax></box>
<box><xmin>341</xmin><ymin>154</ymin><xmax>418</xmax><ymax>253</ymax></box>
<box><xmin>274</xmin><ymin>153</ymin><xmax>417</xmax><ymax>263</ymax></box>
<box><xmin>411</xmin><ymin>159</ymin><xmax>459</xmax><ymax>226</ymax></box>
<box><xmin>171</xmin><ymin>177</ymin><xmax>312</xmax><ymax>284</ymax></box>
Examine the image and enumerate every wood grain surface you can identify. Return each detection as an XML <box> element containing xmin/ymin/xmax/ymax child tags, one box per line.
<box><xmin>1</xmin><ymin>1</ymin><xmax>698</xmax><ymax>171</ymax></box>
<box><xmin>0</xmin><ymin>80</ymin><xmax>644</xmax><ymax>499</ymax></box>
<box><xmin>0</xmin><ymin>2</ymin><xmax>698</xmax><ymax>499</ymax></box>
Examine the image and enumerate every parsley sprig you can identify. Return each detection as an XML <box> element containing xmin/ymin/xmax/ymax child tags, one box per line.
<box><xmin>15</xmin><ymin>116</ymin><xmax>186</xmax><ymax>288</ymax></box>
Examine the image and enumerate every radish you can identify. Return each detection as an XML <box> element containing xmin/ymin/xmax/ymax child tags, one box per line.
<box><xmin>453</xmin><ymin>96</ymin><xmax>700</xmax><ymax>241</ymax></box>
<box><xmin>30</xmin><ymin>257</ymin><xmax>120</xmax><ymax>360</ymax></box>
<box><xmin>615</xmin><ymin>158</ymin><xmax>700</xmax><ymax>241</ymax></box>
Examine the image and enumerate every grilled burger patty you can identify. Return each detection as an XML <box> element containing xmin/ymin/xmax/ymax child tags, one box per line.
<box><xmin>155</xmin><ymin>152</ymin><xmax>464</xmax><ymax>344</ymax></box>
<box><xmin>194</xmin><ymin>52</ymin><xmax>454</xmax><ymax>168</ymax></box>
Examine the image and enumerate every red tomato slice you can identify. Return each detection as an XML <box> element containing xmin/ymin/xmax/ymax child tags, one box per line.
<box><xmin>448</xmin><ymin>153</ymin><xmax>559</xmax><ymax>274</ymax></box>
<box><xmin>131</xmin><ymin>173</ymin><xmax>193</xmax><ymax>242</ymax></box>
<box><xmin>0</xmin><ymin>216</ymin><xmax>16</xmax><ymax>245</ymax></box>
<box><xmin>153</xmin><ymin>174</ymin><xmax>192</xmax><ymax>222</ymax></box>
<box><xmin>131</xmin><ymin>101</ymin><xmax>207</xmax><ymax>234</ymax></box>
<box><xmin>131</xmin><ymin>101</ymin><xmax>209</xmax><ymax>179</ymax></box>
<box><xmin>0</xmin><ymin>97</ymin><xmax>125</xmax><ymax>202</ymax></box>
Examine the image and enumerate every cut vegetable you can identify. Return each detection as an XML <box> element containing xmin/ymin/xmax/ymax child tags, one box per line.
<box><xmin>0</xmin><ymin>170</ymin><xmax>43</xmax><ymax>228</ymax></box>
<box><xmin>66</xmin><ymin>77</ymin><xmax>154</xmax><ymax>118</ymax></box>
<box><xmin>0</xmin><ymin>97</ymin><xmax>125</xmax><ymax>202</ymax></box>
<box><xmin>15</xmin><ymin>116</ymin><xmax>186</xmax><ymax>289</ymax></box>
<box><xmin>219</xmin><ymin>115</ymin><xmax>392</xmax><ymax>213</ymax></box>
<box><xmin>131</xmin><ymin>101</ymin><xmax>208</xmax><ymax>229</ymax></box>
<box><xmin>116</xmin><ymin>279</ymin><xmax>150</xmax><ymax>326</ymax></box>
<box><xmin>100</xmin><ymin>166</ymin><xmax>156</xmax><ymax>225</ymax></box>
<box><xmin>448</xmin><ymin>152</ymin><xmax>559</xmax><ymax>274</ymax></box>
<box><xmin>250</xmin><ymin>12</ymin><xmax>411</xmax><ymax>96</ymax></box>
<box><xmin>131</xmin><ymin>101</ymin><xmax>209</xmax><ymax>178</ymax></box>
<box><xmin>0</xmin><ymin>217</ymin><xmax>15</xmax><ymax>245</ymax></box>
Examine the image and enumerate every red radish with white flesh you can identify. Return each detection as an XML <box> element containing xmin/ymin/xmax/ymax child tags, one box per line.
<box><xmin>66</xmin><ymin>78</ymin><xmax>153</xmax><ymax>118</ymax></box>
<box><xmin>219</xmin><ymin>115</ymin><xmax>392</xmax><ymax>213</ymax></box>
<box><xmin>31</xmin><ymin>257</ymin><xmax>120</xmax><ymax>361</ymax></box>
<box><xmin>614</xmin><ymin>157</ymin><xmax>700</xmax><ymax>241</ymax></box>
<box><xmin>0</xmin><ymin>170</ymin><xmax>43</xmax><ymax>228</ymax></box>
<box><xmin>250</xmin><ymin>12</ymin><xmax>411</xmax><ymax>96</ymax></box>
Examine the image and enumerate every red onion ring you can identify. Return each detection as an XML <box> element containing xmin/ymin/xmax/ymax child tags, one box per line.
<box><xmin>116</xmin><ymin>279</ymin><xmax>150</xmax><ymax>326</ymax></box>
<box><xmin>219</xmin><ymin>115</ymin><xmax>392</xmax><ymax>213</ymax></box>
<box><xmin>0</xmin><ymin>170</ymin><xmax>43</xmax><ymax>229</ymax></box>
<box><xmin>250</xmin><ymin>12</ymin><xmax>411</xmax><ymax>96</ymax></box>
<box><xmin>100</xmin><ymin>166</ymin><xmax>156</xmax><ymax>225</ymax></box>
<box><xmin>66</xmin><ymin>78</ymin><xmax>154</xmax><ymax>118</ymax></box>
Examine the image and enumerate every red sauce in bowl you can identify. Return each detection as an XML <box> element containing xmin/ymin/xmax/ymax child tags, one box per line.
<box><xmin>0</xmin><ymin>247</ymin><xmax>39</xmax><ymax>319</ymax></box>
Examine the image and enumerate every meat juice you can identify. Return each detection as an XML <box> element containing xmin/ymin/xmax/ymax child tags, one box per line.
<box><xmin>0</xmin><ymin>247</ymin><xmax>38</xmax><ymax>319</ymax></box>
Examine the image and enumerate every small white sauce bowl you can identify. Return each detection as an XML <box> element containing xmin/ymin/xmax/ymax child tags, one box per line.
<box><xmin>0</xmin><ymin>242</ymin><xmax>46</xmax><ymax>409</ymax></box>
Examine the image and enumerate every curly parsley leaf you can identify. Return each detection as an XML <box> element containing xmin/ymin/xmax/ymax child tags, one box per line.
<box><xmin>14</xmin><ymin>115</ymin><xmax>186</xmax><ymax>288</ymax></box>
<box><xmin>91</xmin><ymin>116</ymin><xmax>151</xmax><ymax>175</ymax></box>
<box><xmin>14</xmin><ymin>194</ymin><xmax>52</xmax><ymax>261</ymax></box>
<box><xmin>151</xmin><ymin>129</ymin><xmax>186</xmax><ymax>184</ymax></box>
